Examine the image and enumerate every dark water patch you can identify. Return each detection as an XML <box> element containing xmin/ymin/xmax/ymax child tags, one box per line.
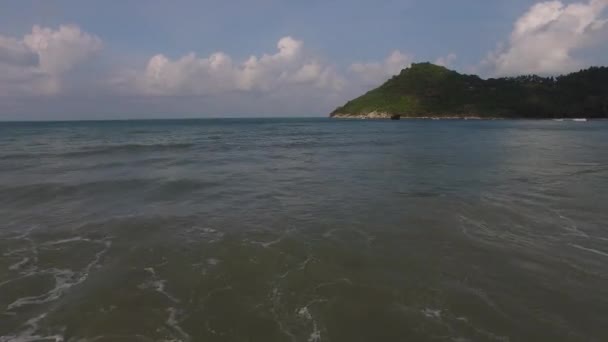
<box><xmin>0</xmin><ymin>179</ymin><xmax>153</xmax><ymax>205</ymax></box>
<box><xmin>131</xmin><ymin>156</ymin><xmax>176</xmax><ymax>166</ymax></box>
<box><xmin>79</xmin><ymin>161</ymin><xmax>128</xmax><ymax>170</ymax></box>
<box><xmin>145</xmin><ymin>179</ymin><xmax>221</xmax><ymax>201</ymax></box>
<box><xmin>396</xmin><ymin>189</ymin><xmax>448</xmax><ymax>198</ymax></box>
<box><xmin>126</xmin><ymin>129</ymin><xmax>168</xmax><ymax>134</ymax></box>
<box><xmin>0</xmin><ymin>143</ymin><xmax>195</xmax><ymax>161</ymax></box>
<box><xmin>61</xmin><ymin>143</ymin><xmax>195</xmax><ymax>158</ymax></box>
<box><xmin>1</xmin><ymin>177</ymin><xmax>218</xmax><ymax>198</ymax></box>
<box><xmin>0</xmin><ymin>153</ymin><xmax>40</xmax><ymax>161</ymax></box>
<box><xmin>569</xmin><ymin>166</ymin><xmax>608</xmax><ymax>177</ymax></box>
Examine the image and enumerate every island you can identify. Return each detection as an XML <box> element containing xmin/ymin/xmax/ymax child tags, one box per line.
<box><xmin>330</xmin><ymin>63</ymin><xmax>608</xmax><ymax>119</ymax></box>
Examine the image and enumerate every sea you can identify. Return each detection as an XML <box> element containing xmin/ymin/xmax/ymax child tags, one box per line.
<box><xmin>1</xmin><ymin>118</ymin><xmax>607</xmax><ymax>342</ymax></box>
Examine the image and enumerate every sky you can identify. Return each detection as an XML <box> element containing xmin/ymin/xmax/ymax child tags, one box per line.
<box><xmin>1</xmin><ymin>0</ymin><xmax>608</xmax><ymax>120</ymax></box>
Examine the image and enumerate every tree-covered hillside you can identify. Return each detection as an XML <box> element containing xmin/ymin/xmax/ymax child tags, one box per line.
<box><xmin>331</xmin><ymin>63</ymin><xmax>608</xmax><ymax>118</ymax></box>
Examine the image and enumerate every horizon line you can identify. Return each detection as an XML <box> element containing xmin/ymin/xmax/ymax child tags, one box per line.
<box><xmin>0</xmin><ymin>116</ymin><xmax>330</xmax><ymax>123</ymax></box>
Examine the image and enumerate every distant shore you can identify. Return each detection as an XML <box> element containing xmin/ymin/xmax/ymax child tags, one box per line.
<box><xmin>331</xmin><ymin>112</ymin><xmax>501</xmax><ymax>120</ymax></box>
<box><xmin>329</xmin><ymin>63</ymin><xmax>608</xmax><ymax>120</ymax></box>
<box><xmin>330</xmin><ymin>112</ymin><xmax>596</xmax><ymax>120</ymax></box>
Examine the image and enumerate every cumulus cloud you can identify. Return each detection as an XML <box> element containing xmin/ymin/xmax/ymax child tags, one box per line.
<box><xmin>0</xmin><ymin>25</ymin><xmax>452</xmax><ymax>118</ymax></box>
<box><xmin>0</xmin><ymin>24</ymin><xmax>101</xmax><ymax>96</ymax></box>
<box><xmin>0</xmin><ymin>36</ymin><xmax>38</xmax><ymax>66</ymax></box>
<box><xmin>24</xmin><ymin>25</ymin><xmax>102</xmax><ymax>75</ymax></box>
<box><xmin>434</xmin><ymin>53</ymin><xmax>457</xmax><ymax>68</ymax></box>
<box><xmin>483</xmin><ymin>0</ymin><xmax>608</xmax><ymax>76</ymax></box>
<box><xmin>349</xmin><ymin>50</ymin><xmax>413</xmax><ymax>85</ymax></box>
<box><xmin>125</xmin><ymin>36</ymin><xmax>344</xmax><ymax>96</ymax></box>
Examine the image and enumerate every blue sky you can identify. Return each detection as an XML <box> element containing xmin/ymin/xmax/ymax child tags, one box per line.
<box><xmin>1</xmin><ymin>0</ymin><xmax>607</xmax><ymax>120</ymax></box>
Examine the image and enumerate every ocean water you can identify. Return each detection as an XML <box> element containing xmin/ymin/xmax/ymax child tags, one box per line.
<box><xmin>1</xmin><ymin>118</ymin><xmax>607</xmax><ymax>342</ymax></box>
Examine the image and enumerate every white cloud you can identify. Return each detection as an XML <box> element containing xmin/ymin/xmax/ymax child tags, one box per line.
<box><xmin>349</xmin><ymin>50</ymin><xmax>413</xmax><ymax>85</ymax></box>
<box><xmin>23</xmin><ymin>25</ymin><xmax>102</xmax><ymax>75</ymax></box>
<box><xmin>483</xmin><ymin>0</ymin><xmax>608</xmax><ymax>76</ymax></box>
<box><xmin>0</xmin><ymin>25</ymin><xmax>455</xmax><ymax>118</ymax></box>
<box><xmin>0</xmin><ymin>24</ymin><xmax>102</xmax><ymax>95</ymax></box>
<box><xmin>0</xmin><ymin>36</ymin><xmax>37</xmax><ymax>66</ymax></box>
<box><xmin>127</xmin><ymin>36</ymin><xmax>344</xmax><ymax>96</ymax></box>
<box><xmin>434</xmin><ymin>53</ymin><xmax>457</xmax><ymax>68</ymax></box>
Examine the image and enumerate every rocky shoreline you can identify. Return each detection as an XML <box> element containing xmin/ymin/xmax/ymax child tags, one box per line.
<box><xmin>330</xmin><ymin>113</ymin><xmax>600</xmax><ymax>120</ymax></box>
<box><xmin>330</xmin><ymin>111</ymin><xmax>491</xmax><ymax>120</ymax></box>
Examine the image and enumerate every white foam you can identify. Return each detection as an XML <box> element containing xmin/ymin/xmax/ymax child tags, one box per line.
<box><xmin>0</xmin><ymin>274</ymin><xmax>31</xmax><ymax>289</ymax></box>
<box><xmin>0</xmin><ymin>313</ymin><xmax>64</xmax><ymax>342</ymax></box>
<box><xmin>308</xmin><ymin>328</ymin><xmax>321</xmax><ymax>342</ymax></box>
<box><xmin>79</xmin><ymin>240</ymin><xmax>112</xmax><ymax>282</ymax></box>
<box><xmin>41</xmin><ymin>236</ymin><xmax>93</xmax><ymax>246</ymax></box>
<box><xmin>140</xmin><ymin>267</ymin><xmax>179</xmax><ymax>303</ymax></box>
<box><xmin>421</xmin><ymin>308</ymin><xmax>442</xmax><ymax>319</ymax></box>
<box><xmin>83</xmin><ymin>334</ymin><xmax>152</xmax><ymax>341</ymax></box>
<box><xmin>6</xmin><ymin>239</ymin><xmax>111</xmax><ymax>310</ymax></box>
<box><xmin>188</xmin><ymin>226</ymin><xmax>224</xmax><ymax>243</ymax></box>
<box><xmin>554</xmin><ymin>210</ymin><xmax>589</xmax><ymax>238</ymax></box>
<box><xmin>250</xmin><ymin>237</ymin><xmax>283</xmax><ymax>248</ymax></box>
<box><xmin>296</xmin><ymin>306</ymin><xmax>322</xmax><ymax>342</ymax></box>
<box><xmin>570</xmin><ymin>244</ymin><xmax>608</xmax><ymax>258</ymax></box>
<box><xmin>268</xmin><ymin>286</ymin><xmax>296</xmax><ymax>342</ymax></box>
<box><xmin>322</xmin><ymin>228</ymin><xmax>374</xmax><ymax>244</ymax></box>
<box><xmin>7</xmin><ymin>268</ymin><xmax>76</xmax><ymax>310</ymax></box>
<box><xmin>3</xmin><ymin>248</ymin><xmax>29</xmax><ymax>257</ymax></box>
<box><xmin>166</xmin><ymin>307</ymin><xmax>191</xmax><ymax>342</ymax></box>
<box><xmin>297</xmin><ymin>307</ymin><xmax>312</xmax><ymax>320</ymax></box>
<box><xmin>9</xmin><ymin>257</ymin><xmax>30</xmax><ymax>271</ymax></box>
<box><xmin>249</xmin><ymin>227</ymin><xmax>296</xmax><ymax>248</ymax></box>
<box><xmin>314</xmin><ymin>278</ymin><xmax>353</xmax><ymax>292</ymax></box>
<box><xmin>299</xmin><ymin>256</ymin><xmax>314</xmax><ymax>271</ymax></box>
<box><xmin>6</xmin><ymin>227</ymin><xmax>35</xmax><ymax>241</ymax></box>
<box><xmin>322</xmin><ymin>228</ymin><xmax>338</xmax><ymax>238</ymax></box>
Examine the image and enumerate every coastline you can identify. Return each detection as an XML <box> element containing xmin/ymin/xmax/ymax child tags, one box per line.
<box><xmin>329</xmin><ymin>112</ymin><xmax>598</xmax><ymax>120</ymax></box>
<box><xmin>330</xmin><ymin>112</ymin><xmax>498</xmax><ymax>120</ymax></box>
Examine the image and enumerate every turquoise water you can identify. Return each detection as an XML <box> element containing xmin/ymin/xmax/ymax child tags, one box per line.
<box><xmin>1</xmin><ymin>118</ymin><xmax>607</xmax><ymax>341</ymax></box>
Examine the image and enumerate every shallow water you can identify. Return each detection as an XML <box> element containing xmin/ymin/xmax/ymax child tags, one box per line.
<box><xmin>1</xmin><ymin>118</ymin><xmax>607</xmax><ymax>341</ymax></box>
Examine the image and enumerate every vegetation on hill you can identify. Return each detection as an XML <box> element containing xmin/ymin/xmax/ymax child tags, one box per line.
<box><xmin>331</xmin><ymin>63</ymin><xmax>608</xmax><ymax>118</ymax></box>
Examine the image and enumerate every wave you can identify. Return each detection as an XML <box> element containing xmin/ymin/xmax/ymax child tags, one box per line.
<box><xmin>570</xmin><ymin>244</ymin><xmax>608</xmax><ymax>258</ymax></box>
<box><xmin>0</xmin><ymin>153</ymin><xmax>37</xmax><ymax>161</ymax></box>
<box><xmin>0</xmin><ymin>142</ymin><xmax>195</xmax><ymax>161</ymax></box>
<box><xmin>0</xmin><ymin>178</ymin><xmax>218</xmax><ymax>204</ymax></box>
<box><xmin>61</xmin><ymin>143</ymin><xmax>195</xmax><ymax>158</ymax></box>
<box><xmin>0</xmin><ymin>179</ymin><xmax>151</xmax><ymax>203</ymax></box>
<box><xmin>126</xmin><ymin>130</ymin><xmax>168</xmax><ymax>134</ymax></box>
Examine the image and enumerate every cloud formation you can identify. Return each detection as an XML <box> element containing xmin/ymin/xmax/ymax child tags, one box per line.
<box><xmin>349</xmin><ymin>50</ymin><xmax>413</xmax><ymax>86</ymax></box>
<box><xmin>484</xmin><ymin>0</ymin><xmax>608</xmax><ymax>76</ymax></box>
<box><xmin>122</xmin><ymin>36</ymin><xmax>344</xmax><ymax>96</ymax></box>
<box><xmin>434</xmin><ymin>53</ymin><xmax>457</xmax><ymax>68</ymax></box>
<box><xmin>0</xmin><ymin>25</ymin><xmax>102</xmax><ymax>96</ymax></box>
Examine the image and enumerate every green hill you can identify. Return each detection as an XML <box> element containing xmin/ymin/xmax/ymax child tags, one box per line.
<box><xmin>330</xmin><ymin>63</ymin><xmax>608</xmax><ymax>118</ymax></box>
